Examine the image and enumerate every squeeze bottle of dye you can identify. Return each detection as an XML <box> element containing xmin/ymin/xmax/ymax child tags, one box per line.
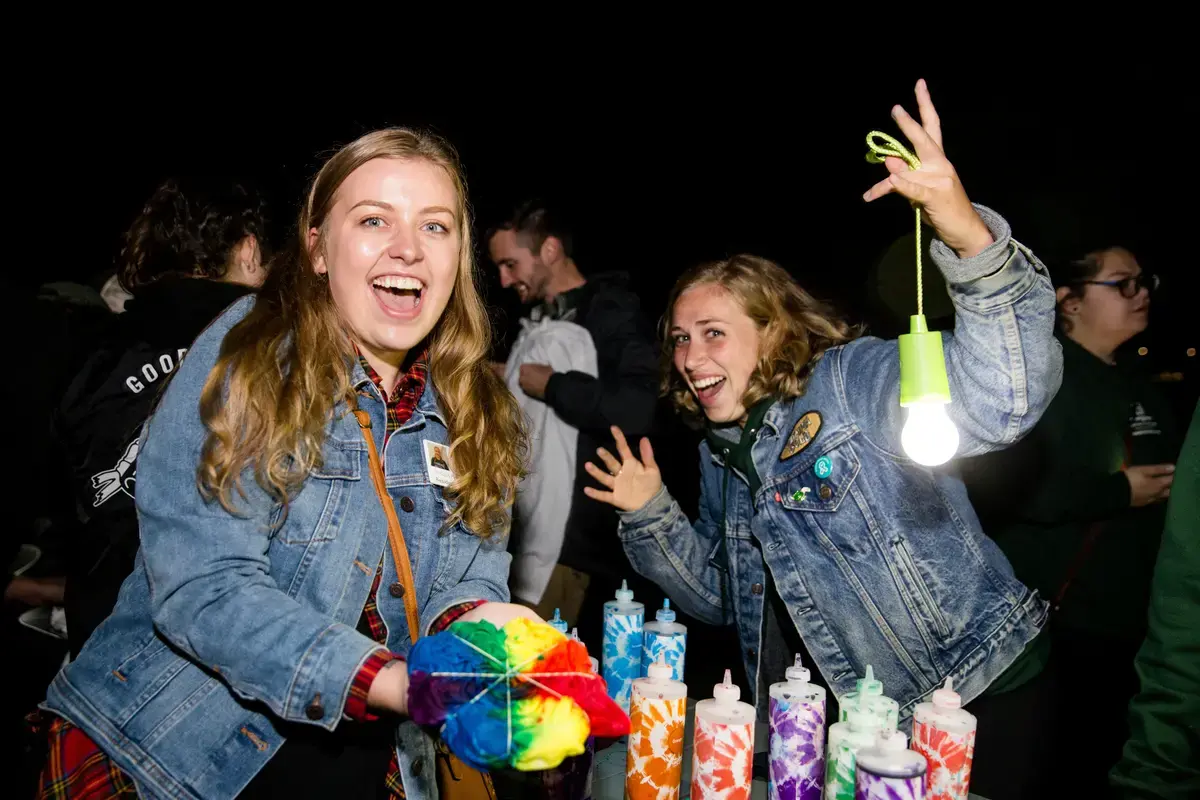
<box><xmin>854</xmin><ymin>729</ymin><xmax>926</xmax><ymax>800</ymax></box>
<box><xmin>570</xmin><ymin>627</ymin><xmax>599</xmax><ymax>799</ymax></box>
<box><xmin>824</xmin><ymin>707</ymin><xmax>881</xmax><ymax>800</ymax></box>
<box><xmin>626</xmin><ymin>660</ymin><xmax>688</xmax><ymax>800</ymax></box>
<box><xmin>602</xmin><ymin>579</ymin><xmax>644</xmax><ymax>713</ymax></box>
<box><xmin>692</xmin><ymin>670</ymin><xmax>756</xmax><ymax>800</ymax></box>
<box><xmin>839</xmin><ymin>665</ymin><xmax>899</xmax><ymax>732</ymax></box>
<box><xmin>768</xmin><ymin>654</ymin><xmax>827</xmax><ymax>800</ymax></box>
<box><xmin>548</xmin><ymin>608</ymin><xmax>569</xmax><ymax>634</ymax></box>
<box><xmin>572</xmin><ymin>627</ymin><xmax>601</xmax><ymax>676</ymax></box>
<box><xmin>641</xmin><ymin>598</ymin><xmax>687</xmax><ymax>681</ymax></box>
<box><xmin>911</xmin><ymin>678</ymin><xmax>976</xmax><ymax>800</ymax></box>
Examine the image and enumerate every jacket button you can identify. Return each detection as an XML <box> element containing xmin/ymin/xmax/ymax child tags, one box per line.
<box><xmin>747</xmin><ymin>648</ymin><xmax>757</xmax><ymax>660</ymax></box>
<box><xmin>819</xmin><ymin>484</ymin><xmax>833</xmax><ymax>500</ymax></box>
<box><xmin>412</xmin><ymin>758</ymin><xmax>424</xmax><ymax>777</ymax></box>
<box><xmin>400</xmin><ymin>496</ymin><xmax>415</xmax><ymax>513</ymax></box>
<box><xmin>389</xmin><ymin>582</ymin><xmax>405</xmax><ymax>598</ymax></box>
<box><xmin>305</xmin><ymin>695</ymin><xmax>324</xmax><ymax>721</ymax></box>
<box><xmin>751</xmin><ymin>583</ymin><xmax>764</xmax><ymax>595</ymax></box>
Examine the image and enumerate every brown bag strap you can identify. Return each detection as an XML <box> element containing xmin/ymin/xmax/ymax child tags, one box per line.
<box><xmin>353</xmin><ymin>408</ymin><xmax>422</xmax><ymax>643</ymax></box>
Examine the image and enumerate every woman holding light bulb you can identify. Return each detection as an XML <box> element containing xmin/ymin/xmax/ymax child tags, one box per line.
<box><xmin>583</xmin><ymin>80</ymin><xmax>1062</xmax><ymax>796</ymax></box>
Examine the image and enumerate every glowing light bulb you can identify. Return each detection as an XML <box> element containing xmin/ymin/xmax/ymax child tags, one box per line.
<box><xmin>901</xmin><ymin>402</ymin><xmax>960</xmax><ymax>466</ymax></box>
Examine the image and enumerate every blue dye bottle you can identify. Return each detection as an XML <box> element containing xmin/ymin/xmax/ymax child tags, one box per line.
<box><xmin>641</xmin><ymin>599</ymin><xmax>687</xmax><ymax>681</ymax></box>
<box><xmin>602</xmin><ymin>579</ymin><xmax>644</xmax><ymax>714</ymax></box>
<box><xmin>548</xmin><ymin>608</ymin><xmax>569</xmax><ymax>635</ymax></box>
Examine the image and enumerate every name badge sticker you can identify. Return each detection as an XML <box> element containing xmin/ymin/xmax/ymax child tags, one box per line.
<box><xmin>423</xmin><ymin>439</ymin><xmax>455</xmax><ymax>487</ymax></box>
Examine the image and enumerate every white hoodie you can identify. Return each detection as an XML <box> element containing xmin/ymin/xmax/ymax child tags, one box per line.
<box><xmin>504</xmin><ymin>317</ymin><xmax>598</xmax><ymax>604</ymax></box>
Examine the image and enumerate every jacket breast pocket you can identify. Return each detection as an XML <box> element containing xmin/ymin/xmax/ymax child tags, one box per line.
<box><xmin>776</xmin><ymin>443</ymin><xmax>874</xmax><ymax>559</ymax></box>
<box><xmin>277</xmin><ymin>439</ymin><xmax>364</xmax><ymax>545</ymax></box>
<box><xmin>777</xmin><ymin>444</ymin><xmax>860</xmax><ymax>514</ymax></box>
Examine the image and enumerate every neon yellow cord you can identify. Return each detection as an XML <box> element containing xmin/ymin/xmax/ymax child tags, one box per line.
<box><xmin>865</xmin><ymin>131</ymin><xmax>923</xmax><ymax>316</ymax></box>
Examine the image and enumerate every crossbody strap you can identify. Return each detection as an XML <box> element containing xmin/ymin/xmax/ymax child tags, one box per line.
<box><xmin>353</xmin><ymin>408</ymin><xmax>422</xmax><ymax>643</ymax></box>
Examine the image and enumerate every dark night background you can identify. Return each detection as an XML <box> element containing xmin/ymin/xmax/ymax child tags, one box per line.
<box><xmin>4</xmin><ymin>59</ymin><xmax>1196</xmax><ymax>793</ymax></box>
<box><xmin>14</xmin><ymin>63</ymin><xmax>1193</xmax><ymax>388</ymax></box>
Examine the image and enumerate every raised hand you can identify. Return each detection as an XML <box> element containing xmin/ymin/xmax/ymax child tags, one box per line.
<box><xmin>863</xmin><ymin>79</ymin><xmax>995</xmax><ymax>259</ymax></box>
<box><xmin>583</xmin><ymin>426</ymin><xmax>663</xmax><ymax>513</ymax></box>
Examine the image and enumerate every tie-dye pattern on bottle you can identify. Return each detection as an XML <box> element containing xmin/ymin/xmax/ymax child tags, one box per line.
<box><xmin>602</xmin><ymin>580</ymin><xmax>644</xmax><ymax>713</ymax></box>
<box><xmin>641</xmin><ymin>599</ymin><xmax>687</xmax><ymax>682</ymax></box>
<box><xmin>824</xmin><ymin>708</ymin><xmax>881</xmax><ymax>800</ymax></box>
<box><xmin>626</xmin><ymin>661</ymin><xmax>687</xmax><ymax>800</ymax></box>
<box><xmin>853</xmin><ymin>729</ymin><xmax>926</xmax><ymax>800</ymax></box>
<box><xmin>768</xmin><ymin>654</ymin><xmax>826</xmax><ymax>800</ymax></box>
<box><xmin>691</xmin><ymin>670</ymin><xmax>756</xmax><ymax>800</ymax></box>
<box><xmin>910</xmin><ymin>678</ymin><xmax>976</xmax><ymax>800</ymax></box>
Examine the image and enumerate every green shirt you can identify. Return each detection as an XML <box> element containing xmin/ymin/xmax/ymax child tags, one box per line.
<box><xmin>1109</xmin><ymin>401</ymin><xmax>1200</xmax><ymax>799</ymax></box>
<box><xmin>964</xmin><ymin>334</ymin><xmax>1182</xmax><ymax>643</ymax></box>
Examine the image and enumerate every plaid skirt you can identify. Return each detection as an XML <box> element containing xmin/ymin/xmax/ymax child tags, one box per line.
<box><xmin>36</xmin><ymin>715</ymin><xmax>407</xmax><ymax>799</ymax></box>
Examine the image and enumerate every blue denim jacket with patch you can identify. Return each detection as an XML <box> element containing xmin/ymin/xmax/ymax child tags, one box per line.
<box><xmin>42</xmin><ymin>296</ymin><xmax>510</xmax><ymax>800</ymax></box>
<box><xmin>618</xmin><ymin>206</ymin><xmax>1060</xmax><ymax>724</ymax></box>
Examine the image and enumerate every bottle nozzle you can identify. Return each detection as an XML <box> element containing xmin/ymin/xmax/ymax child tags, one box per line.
<box><xmin>856</xmin><ymin>664</ymin><xmax>883</xmax><ymax>696</ymax></box>
<box><xmin>877</xmin><ymin>729</ymin><xmax>908</xmax><ymax>752</ymax></box>
<box><xmin>713</xmin><ymin>669</ymin><xmax>741</xmax><ymax>704</ymax></box>
<box><xmin>784</xmin><ymin>653</ymin><xmax>811</xmax><ymax>684</ymax></box>
<box><xmin>931</xmin><ymin>676</ymin><xmax>962</xmax><ymax>709</ymax></box>
<box><xmin>656</xmin><ymin>598</ymin><xmax>677</xmax><ymax>622</ymax></box>
<box><xmin>548</xmin><ymin>608</ymin><xmax>568</xmax><ymax>633</ymax></box>
<box><xmin>647</xmin><ymin>659</ymin><xmax>673</xmax><ymax>681</ymax></box>
<box><xmin>615</xmin><ymin>579</ymin><xmax>634</xmax><ymax>603</ymax></box>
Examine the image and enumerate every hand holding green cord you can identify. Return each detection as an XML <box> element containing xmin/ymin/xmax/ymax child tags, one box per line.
<box><xmin>862</xmin><ymin>79</ymin><xmax>994</xmax><ymax>261</ymax></box>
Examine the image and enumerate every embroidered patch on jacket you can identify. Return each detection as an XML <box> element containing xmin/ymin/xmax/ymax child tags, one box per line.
<box><xmin>780</xmin><ymin>411</ymin><xmax>822</xmax><ymax>460</ymax></box>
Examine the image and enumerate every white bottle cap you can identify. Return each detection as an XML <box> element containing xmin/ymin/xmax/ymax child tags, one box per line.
<box><xmin>615</xmin><ymin>579</ymin><xmax>634</xmax><ymax>603</ymax></box>
<box><xmin>713</xmin><ymin>669</ymin><xmax>740</xmax><ymax>704</ymax></box>
<box><xmin>877</xmin><ymin>729</ymin><xmax>908</xmax><ymax>752</ymax></box>
<box><xmin>570</xmin><ymin>627</ymin><xmax>582</xmax><ymax>643</ymax></box>
<box><xmin>785</xmin><ymin>653</ymin><xmax>811</xmax><ymax>684</ymax></box>
<box><xmin>931</xmin><ymin>677</ymin><xmax>961</xmax><ymax>709</ymax></box>
<box><xmin>647</xmin><ymin>660</ymin><xmax>673</xmax><ymax>681</ymax></box>
<box><xmin>847</xmin><ymin>707</ymin><xmax>878</xmax><ymax>731</ymax></box>
<box><xmin>589</xmin><ymin>655</ymin><xmax>600</xmax><ymax>673</ymax></box>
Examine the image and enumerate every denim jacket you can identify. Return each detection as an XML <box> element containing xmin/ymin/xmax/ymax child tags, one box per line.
<box><xmin>42</xmin><ymin>296</ymin><xmax>511</xmax><ymax>800</ymax></box>
<box><xmin>619</xmin><ymin>206</ymin><xmax>1060</xmax><ymax>724</ymax></box>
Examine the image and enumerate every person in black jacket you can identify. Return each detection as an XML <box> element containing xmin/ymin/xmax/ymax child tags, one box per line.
<box><xmin>55</xmin><ymin>178</ymin><xmax>269</xmax><ymax>658</ymax></box>
<box><xmin>488</xmin><ymin>201</ymin><xmax>660</xmax><ymax>646</ymax></box>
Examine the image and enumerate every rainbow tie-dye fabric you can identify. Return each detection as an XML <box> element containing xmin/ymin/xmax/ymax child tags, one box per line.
<box><xmin>407</xmin><ymin>617</ymin><xmax>629</xmax><ymax>772</ymax></box>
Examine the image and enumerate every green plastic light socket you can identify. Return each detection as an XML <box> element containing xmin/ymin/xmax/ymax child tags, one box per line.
<box><xmin>898</xmin><ymin>315</ymin><xmax>952</xmax><ymax>407</ymax></box>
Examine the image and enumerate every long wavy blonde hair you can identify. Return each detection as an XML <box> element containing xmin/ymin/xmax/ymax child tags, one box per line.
<box><xmin>197</xmin><ymin>128</ymin><xmax>526</xmax><ymax>537</ymax></box>
<box><xmin>661</xmin><ymin>254</ymin><xmax>863</xmax><ymax>426</ymax></box>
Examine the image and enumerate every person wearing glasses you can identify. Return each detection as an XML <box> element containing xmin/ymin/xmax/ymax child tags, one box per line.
<box><xmin>961</xmin><ymin>245</ymin><xmax>1182</xmax><ymax>795</ymax></box>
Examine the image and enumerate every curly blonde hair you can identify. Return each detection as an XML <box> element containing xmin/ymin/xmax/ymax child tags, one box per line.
<box><xmin>661</xmin><ymin>254</ymin><xmax>862</xmax><ymax>425</ymax></box>
<box><xmin>197</xmin><ymin>128</ymin><xmax>526</xmax><ymax>537</ymax></box>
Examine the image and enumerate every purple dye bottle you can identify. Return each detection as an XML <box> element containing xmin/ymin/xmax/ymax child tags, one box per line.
<box><xmin>768</xmin><ymin>653</ymin><xmax>827</xmax><ymax>800</ymax></box>
<box><xmin>853</xmin><ymin>729</ymin><xmax>926</xmax><ymax>800</ymax></box>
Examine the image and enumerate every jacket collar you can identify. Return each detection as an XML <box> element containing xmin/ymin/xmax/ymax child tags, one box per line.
<box><xmin>349</xmin><ymin>357</ymin><xmax>447</xmax><ymax>427</ymax></box>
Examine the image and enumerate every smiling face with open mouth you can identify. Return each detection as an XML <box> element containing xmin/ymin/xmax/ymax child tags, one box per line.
<box><xmin>670</xmin><ymin>282</ymin><xmax>763</xmax><ymax>425</ymax></box>
<box><xmin>312</xmin><ymin>157</ymin><xmax>460</xmax><ymax>381</ymax></box>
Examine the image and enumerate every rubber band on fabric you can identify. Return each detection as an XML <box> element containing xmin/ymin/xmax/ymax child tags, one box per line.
<box><xmin>407</xmin><ymin>617</ymin><xmax>630</xmax><ymax>772</ymax></box>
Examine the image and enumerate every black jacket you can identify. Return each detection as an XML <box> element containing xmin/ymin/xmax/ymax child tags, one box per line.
<box><xmin>55</xmin><ymin>277</ymin><xmax>253</xmax><ymax>656</ymax></box>
<box><xmin>537</xmin><ymin>272</ymin><xmax>659</xmax><ymax>578</ymax></box>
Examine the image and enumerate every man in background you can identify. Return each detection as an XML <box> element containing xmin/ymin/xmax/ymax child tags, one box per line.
<box><xmin>488</xmin><ymin>201</ymin><xmax>659</xmax><ymax>646</ymax></box>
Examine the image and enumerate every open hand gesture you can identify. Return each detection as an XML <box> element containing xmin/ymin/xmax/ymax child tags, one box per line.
<box><xmin>583</xmin><ymin>426</ymin><xmax>663</xmax><ymax>513</ymax></box>
<box><xmin>863</xmin><ymin>79</ymin><xmax>994</xmax><ymax>259</ymax></box>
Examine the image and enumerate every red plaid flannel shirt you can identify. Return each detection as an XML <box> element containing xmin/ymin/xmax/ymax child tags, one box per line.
<box><xmin>37</xmin><ymin>350</ymin><xmax>488</xmax><ymax>800</ymax></box>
